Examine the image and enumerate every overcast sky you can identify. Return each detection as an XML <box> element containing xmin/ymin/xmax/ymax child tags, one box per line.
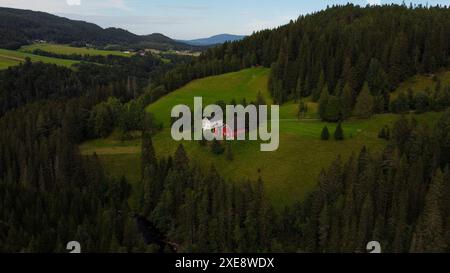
<box><xmin>0</xmin><ymin>0</ymin><xmax>448</xmax><ymax>39</ymax></box>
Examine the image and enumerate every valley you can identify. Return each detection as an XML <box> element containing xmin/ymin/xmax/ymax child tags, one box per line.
<box><xmin>80</xmin><ymin>67</ymin><xmax>446</xmax><ymax>207</ymax></box>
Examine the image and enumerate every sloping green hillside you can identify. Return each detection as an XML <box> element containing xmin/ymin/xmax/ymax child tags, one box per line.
<box><xmin>20</xmin><ymin>43</ymin><xmax>132</xmax><ymax>57</ymax></box>
<box><xmin>146</xmin><ymin>67</ymin><xmax>272</xmax><ymax>126</ymax></box>
<box><xmin>81</xmin><ymin>68</ymin><xmax>444</xmax><ymax>208</ymax></box>
<box><xmin>0</xmin><ymin>48</ymin><xmax>79</xmax><ymax>69</ymax></box>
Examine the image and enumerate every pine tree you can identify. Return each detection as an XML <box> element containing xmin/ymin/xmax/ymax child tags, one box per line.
<box><xmin>298</xmin><ymin>99</ymin><xmax>308</xmax><ymax>119</ymax></box>
<box><xmin>356</xmin><ymin>194</ymin><xmax>374</xmax><ymax>251</ymax></box>
<box><xmin>410</xmin><ymin>170</ymin><xmax>447</xmax><ymax>252</ymax></box>
<box><xmin>295</xmin><ymin>77</ymin><xmax>303</xmax><ymax>100</ymax></box>
<box><xmin>340</xmin><ymin>83</ymin><xmax>353</xmax><ymax>119</ymax></box>
<box><xmin>318</xmin><ymin>84</ymin><xmax>329</xmax><ymax>119</ymax></box>
<box><xmin>318</xmin><ymin>202</ymin><xmax>330</xmax><ymax>250</ymax></box>
<box><xmin>323</xmin><ymin>95</ymin><xmax>341</xmax><ymax>122</ymax></box>
<box><xmin>354</xmin><ymin>82</ymin><xmax>374</xmax><ymax>118</ymax></box>
<box><xmin>366</xmin><ymin>58</ymin><xmax>388</xmax><ymax>96</ymax></box>
<box><xmin>256</xmin><ymin>90</ymin><xmax>266</xmax><ymax>106</ymax></box>
<box><xmin>174</xmin><ymin>144</ymin><xmax>189</xmax><ymax>169</ymax></box>
<box><xmin>313</xmin><ymin>70</ymin><xmax>326</xmax><ymax>101</ymax></box>
<box><xmin>321</xmin><ymin>126</ymin><xmax>330</xmax><ymax>140</ymax></box>
<box><xmin>141</xmin><ymin>114</ymin><xmax>156</xmax><ymax>178</ymax></box>
<box><xmin>334</xmin><ymin>122</ymin><xmax>344</xmax><ymax>141</ymax></box>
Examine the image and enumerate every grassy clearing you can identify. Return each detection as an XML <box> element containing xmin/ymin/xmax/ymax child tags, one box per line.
<box><xmin>20</xmin><ymin>43</ymin><xmax>132</xmax><ymax>57</ymax></box>
<box><xmin>0</xmin><ymin>48</ymin><xmax>79</xmax><ymax>69</ymax></box>
<box><xmin>146</xmin><ymin>67</ymin><xmax>272</xmax><ymax>126</ymax></box>
<box><xmin>391</xmin><ymin>70</ymin><xmax>450</xmax><ymax>99</ymax></box>
<box><xmin>81</xmin><ymin>68</ymin><xmax>445</xmax><ymax>208</ymax></box>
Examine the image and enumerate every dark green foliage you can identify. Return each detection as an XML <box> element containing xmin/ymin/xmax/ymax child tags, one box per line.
<box><xmin>366</xmin><ymin>58</ymin><xmax>388</xmax><ymax>95</ymax></box>
<box><xmin>226</xmin><ymin>142</ymin><xmax>234</xmax><ymax>161</ymax></box>
<box><xmin>143</xmin><ymin>144</ymin><xmax>276</xmax><ymax>252</ymax></box>
<box><xmin>0</xmin><ymin>7</ymin><xmax>199</xmax><ymax>51</ymax></box>
<box><xmin>2</xmin><ymin>4</ymin><xmax>450</xmax><ymax>254</ymax></box>
<box><xmin>334</xmin><ymin>122</ymin><xmax>344</xmax><ymax>140</ymax></box>
<box><xmin>318</xmin><ymin>85</ymin><xmax>329</xmax><ymax>119</ymax></box>
<box><xmin>298</xmin><ymin>99</ymin><xmax>308</xmax><ymax>119</ymax></box>
<box><xmin>321</xmin><ymin>126</ymin><xmax>330</xmax><ymax>140</ymax></box>
<box><xmin>410</xmin><ymin>170</ymin><xmax>447</xmax><ymax>252</ymax></box>
<box><xmin>390</xmin><ymin>92</ymin><xmax>411</xmax><ymax>113</ymax></box>
<box><xmin>145</xmin><ymin>5</ymin><xmax>450</xmax><ymax>110</ymax></box>
<box><xmin>340</xmin><ymin>83</ymin><xmax>354</xmax><ymax>119</ymax></box>
<box><xmin>322</xmin><ymin>95</ymin><xmax>341</xmax><ymax>122</ymax></box>
<box><xmin>288</xmin><ymin>111</ymin><xmax>450</xmax><ymax>252</ymax></box>
<box><xmin>0</xmin><ymin>101</ymin><xmax>143</xmax><ymax>252</ymax></box>
<box><xmin>353</xmin><ymin>82</ymin><xmax>374</xmax><ymax>118</ymax></box>
<box><xmin>378</xmin><ymin>126</ymin><xmax>390</xmax><ymax>140</ymax></box>
<box><xmin>211</xmin><ymin>139</ymin><xmax>225</xmax><ymax>155</ymax></box>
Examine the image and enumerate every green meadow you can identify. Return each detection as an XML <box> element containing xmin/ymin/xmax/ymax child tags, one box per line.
<box><xmin>81</xmin><ymin>67</ymin><xmax>444</xmax><ymax>208</ymax></box>
<box><xmin>390</xmin><ymin>70</ymin><xmax>450</xmax><ymax>99</ymax></box>
<box><xmin>20</xmin><ymin>43</ymin><xmax>132</xmax><ymax>57</ymax></box>
<box><xmin>0</xmin><ymin>48</ymin><xmax>80</xmax><ymax>69</ymax></box>
<box><xmin>146</xmin><ymin>67</ymin><xmax>272</xmax><ymax>126</ymax></box>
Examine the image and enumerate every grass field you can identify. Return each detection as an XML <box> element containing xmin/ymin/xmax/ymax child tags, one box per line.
<box><xmin>391</xmin><ymin>70</ymin><xmax>450</xmax><ymax>99</ymax></box>
<box><xmin>20</xmin><ymin>43</ymin><xmax>132</xmax><ymax>57</ymax></box>
<box><xmin>146</xmin><ymin>67</ymin><xmax>272</xmax><ymax>126</ymax></box>
<box><xmin>81</xmin><ymin>67</ymin><xmax>445</xmax><ymax>208</ymax></box>
<box><xmin>0</xmin><ymin>48</ymin><xmax>80</xmax><ymax>69</ymax></box>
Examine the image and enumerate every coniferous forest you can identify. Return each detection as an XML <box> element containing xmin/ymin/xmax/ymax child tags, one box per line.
<box><xmin>0</xmin><ymin>3</ymin><xmax>450</xmax><ymax>253</ymax></box>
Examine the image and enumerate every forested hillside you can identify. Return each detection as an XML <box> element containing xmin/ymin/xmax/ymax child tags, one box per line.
<box><xmin>1</xmin><ymin>4</ymin><xmax>449</xmax><ymax>253</ymax></box>
<box><xmin>0</xmin><ymin>7</ymin><xmax>198</xmax><ymax>50</ymax></box>
<box><xmin>290</xmin><ymin>113</ymin><xmax>450</xmax><ymax>252</ymax></box>
<box><xmin>139</xmin><ymin>112</ymin><xmax>450</xmax><ymax>252</ymax></box>
<box><xmin>148</xmin><ymin>4</ymin><xmax>450</xmax><ymax>115</ymax></box>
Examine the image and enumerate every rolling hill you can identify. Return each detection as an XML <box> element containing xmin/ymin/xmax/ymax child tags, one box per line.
<box><xmin>0</xmin><ymin>7</ymin><xmax>201</xmax><ymax>51</ymax></box>
<box><xmin>180</xmin><ymin>34</ymin><xmax>246</xmax><ymax>46</ymax></box>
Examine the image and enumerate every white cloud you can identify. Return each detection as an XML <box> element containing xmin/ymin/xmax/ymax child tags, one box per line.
<box><xmin>0</xmin><ymin>0</ymin><xmax>131</xmax><ymax>14</ymax></box>
<box><xmin>67</xmin><ymin>0</ymin><xmax>81</xmax><ymax>6</ymax></box>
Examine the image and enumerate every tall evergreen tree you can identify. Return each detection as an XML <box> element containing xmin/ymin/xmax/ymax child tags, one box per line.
<box><xmin>354</xmin><ymin>82</ymin><xmax>374</xmax><ymax>118</ymax></box>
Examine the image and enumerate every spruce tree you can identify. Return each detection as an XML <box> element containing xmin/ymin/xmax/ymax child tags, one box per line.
<box><xmin>334</xmin><ymin>122</ymin><xmax>344</xmax><ymax>140</ymax></box>
<box><xmin>298</xmin><ymin>99</ymin><xmax>308</xmax><ymax>119</ymax></box>
<box><xmin>354</xmin><ymin>82</ymin><xmax>374</xmax><ymax>118</ymax></box>
<box><xmin>318</xmin><ymin>84</ymin><xmax>329</xmax><ymax>120</ymax></box>
<box><xmin>323</xmin><ymin>95</ymin><xmax>341</xmax><ymax>122</ymax></box>
<box><xmin>411</xmin><ymin>170</ymin><xmax>447</xmax><ymax>252</ymax></box>
<box><xmin>321</xmin><ymin>126</ymin><xmax>330</xmax><ymax>140</ymax></box>
<box><xmin>313</xmin><ymin>70</ymin><xmax>326</xmax><ymax>101</ymax></box>
<box><xmin>340</xmin><ymin>83</ymin><xmax>353</xmax><ymax>119</ymax></box>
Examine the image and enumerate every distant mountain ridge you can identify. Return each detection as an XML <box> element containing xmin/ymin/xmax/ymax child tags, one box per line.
<box><xmin>180</xmin><ymin>34</ymin><xmax>246</xmax><ymax>46</ymax></box>
<box><xmin>0</xmin><ymin>7</ymin><xmax>202</xmax><ymax>51</ymax></box>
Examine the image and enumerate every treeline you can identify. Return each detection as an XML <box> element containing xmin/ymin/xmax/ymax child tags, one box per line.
<box><xmin>140</xmin><ymin>120</ymin><xmax>278</xmax><ymax>252</ymax></box>
<box><xmin>0</xmin><ymin>54</ymin><xmax>207</xmax><ymax>252</ymax></box>
<box><xmin>316</xmin><ymin>78</ymin><xmax>450</xmax><ymax>121</ymax></box>
<box><xmin>390</xmin><ymin>82</ymin><xmax>450</xmax><ymax>114</ymax></box>
<box><xmin>147</xmin><ymin>4</ymin><xmax>450</xmax><ymax>118</ymax></box>
<box><xmin>0</xmin><ymin>101</ymin><xmax>151</xmax><ymax>252</ymax></box>
<box><xmin>0</xmin><ymin>53</ymin><xmax>186</xmax><ymax>117</ymax></box>
<box><xmin>139</xmin><ymin>110</ymin><xmax>450</xmax><ymax>253</ymax></box>
<box><xmin>268</xmin><ymin>4</ymin><xmax>449</xmax><ymax>104</ymax></box>
<box><xmin>281</xmin><ymin>111</ymin><xmax>450</xmax><ymax>252</ymax></box>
